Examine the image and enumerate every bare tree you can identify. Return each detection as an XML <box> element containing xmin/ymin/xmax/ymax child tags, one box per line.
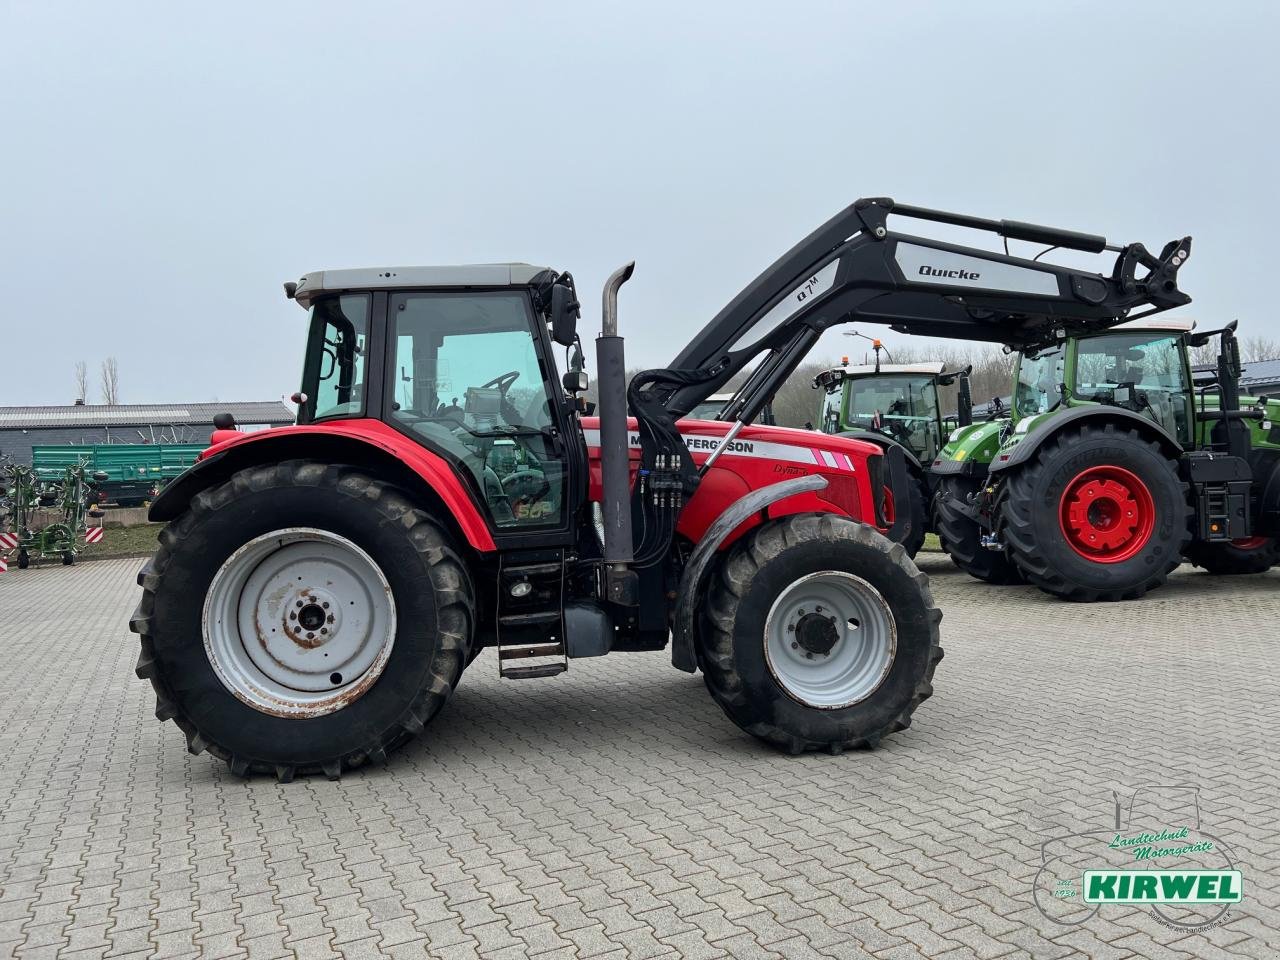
<box><xmin>73</xmin><ymin>360</ymin><xmax>88</xmax><ymax>402</ymax></box>
<box><xmin>1241</xmin><ymin>335</ymin><xmax>1280</xmax><ymax>363</ymax></box>
<box><xmin>99</xmin><ymin>357</ymin><xmax>121</xmax><ymax>405</ymax></box>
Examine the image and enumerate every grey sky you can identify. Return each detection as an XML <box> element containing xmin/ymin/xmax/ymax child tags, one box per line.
<box><xmin>3</xmin><ymin>1</ymin><xmax>1276</xmax><ymax>406</ymax></box>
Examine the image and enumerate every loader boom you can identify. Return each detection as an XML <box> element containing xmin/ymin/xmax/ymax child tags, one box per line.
<box><xmin>661</xmin><ymin>197</ymin><xmax>1191</xmax><ymax>418</ymax></box>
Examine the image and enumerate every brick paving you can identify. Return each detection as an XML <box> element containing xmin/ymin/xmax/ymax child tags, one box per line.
<box><xmin>0</xmin><ymin>555</ymin><xmax>1276</xmax><ymax>959</ymax></box>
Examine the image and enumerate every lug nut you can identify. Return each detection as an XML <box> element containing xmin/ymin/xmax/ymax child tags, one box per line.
<box><xmin>322</xmin><ymin>601</ymin><xmax>329</xmax><ymax>609</ymax></box>
<box><xmin>296</xmin><ymin>600</ymin><xmax>303</xmax><ymax>607</ymax></box>
<box><xmin>289</xmin><ymin>612</ymin><xmax>297</xmax><ymax>620</ymax></box>
<box><xmin>791</xmin><ymin>641</ymin><xmax>798</xmax><ymax>649</ymax></box>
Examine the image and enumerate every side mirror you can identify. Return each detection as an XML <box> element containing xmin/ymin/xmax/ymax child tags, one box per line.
<box><xmin>550</xmin><ymin>282</ymin><xmax>580</xmax><ymax>347</ymax></box>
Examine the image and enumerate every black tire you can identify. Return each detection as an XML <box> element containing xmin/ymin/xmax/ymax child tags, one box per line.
<box><xmin>1185</xmin><ymin>537</ymin><xmax>1280</xmax><ymax>575</ymax></box>
<box><xmin>130</xmin><ymin>461</ymin><xmax>475</xmax><ymax>781</ymax></box>
<box><xmin>886</xmin><ymin>472</ymin><xmax>928</xmax><ymax>559</ymax></box>
<box><xmin>1001</xmin><ymin>424</ymin><xmax>1190</xmax><ymax>601</ymax></box>
<box><xmin>933</xmin><ymin>476</ymin><xmax>1025</xmax><ymax>584</ymax></box>
<box><xmin>62</xmin><ymin>551</ymin><xmax>75</xmax><ymax>566</ymax></box>
<box><xmin>699</xmin><ymin>514</ymin><xmax>943</xmax><ymax>754</ymax></box>
<box><xmin>17</xmin><ymin>550</ymin><xmax>29</xmax><ymax>570</ymax></box>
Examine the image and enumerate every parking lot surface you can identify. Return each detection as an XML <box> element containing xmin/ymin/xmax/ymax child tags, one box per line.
<box><xmin>0</xmin><ymin>555</ymin><xmax>1276</xmax><ymax>959</ymax></box>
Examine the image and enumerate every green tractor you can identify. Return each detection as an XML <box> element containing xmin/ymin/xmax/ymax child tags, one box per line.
<box><xmin>932</xmin><ymin>318</ymin><xmax>1280</xmax><ymax>599</ymax></box>
<box><xmin>814</xmin><ymin>347</ymin><xmax>978</xmax><ymax>557</ymax></box>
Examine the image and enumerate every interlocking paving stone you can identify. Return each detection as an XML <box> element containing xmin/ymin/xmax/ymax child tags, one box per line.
<box><xmin>0</xmin><ymin>555</ymin><xmax>1277</xmax><ymax>958</ymax></box>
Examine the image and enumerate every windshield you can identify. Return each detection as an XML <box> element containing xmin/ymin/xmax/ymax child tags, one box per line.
<box><xmin>1073</xmin><ymin>332</ymin><xmax>1191</xmax><ymax>442</ymax></box>
<box><xmin>843</xmin><ymin>375</ymin><xmax>942</xmax><ymax>460</ymax></box>
<box><xmin>1014</xmin><ymin>345</ymin><xmax>1066</xmax><ymax>417</ymax></box>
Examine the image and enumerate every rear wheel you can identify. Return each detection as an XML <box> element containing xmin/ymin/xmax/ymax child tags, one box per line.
<box><xmin>130</xmin><ymin>461</ymin><xmax>474</xmax><ymax>780</ymax></box>
<box><xmin>17</xmin><ymin>550</ymin><xmax>29</xmax><ymax>570</ymax></box>
<box><xmin>933</xmin><ymin>476</ymin><xmax>1024</xmax><ymax>584</ymax></box>
<box><xmin>1186</xmin><ymin>536</ymin><xmax>1280</xmax><ymax>575</ymax></box>
<box><xmin>699</xmin><ymin>514</ymin><xmax>942</xmax><ymax>754</ymax></box>
<box><xmin>61</xmin><ymin>551</ymin><xmax>74</xmax><ymax>566</ymax></box>
<box><xmin>1001</xmin><ymin>424</ymin><xmax>1189</xmax><ymax>601</ymax></box>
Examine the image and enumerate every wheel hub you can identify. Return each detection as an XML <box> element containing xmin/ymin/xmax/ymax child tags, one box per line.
<box><xmin>1058</xmin><ymin>466</ymin><xmax>1156</xmax><ymax>564</ymax></box>
<box><xmin>794</xmin><ymin>611</ymin><xmax>840</xmax><ymax>658</ymax></box>
<box><xmin>203</xmin><ymin>528</ymin><xmax>397</xmax><ymax>718</ymax></box>
<box><xmin>764</xmin><ymin>571</ymin><xmax>897</xmax><ymax>709</ymax></box>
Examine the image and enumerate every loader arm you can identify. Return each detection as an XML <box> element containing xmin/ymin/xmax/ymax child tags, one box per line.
<box><xmin>661</xmin><ymin>197</ymin><xmax>1191</xmax><ymax>418</ymax></box>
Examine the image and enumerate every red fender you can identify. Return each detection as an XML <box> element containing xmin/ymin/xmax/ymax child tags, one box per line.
<box><xmin>165</xmin><ymin>420</ymin><xmax>497</xmax><ymax>552</ymax></box>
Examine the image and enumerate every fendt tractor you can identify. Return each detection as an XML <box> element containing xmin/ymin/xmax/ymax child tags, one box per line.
<box><xmin>814</xmin><ymin>348</ymin><xmax>977</xmax><ymax>557</ymax></box>
<box><xmin>130</xmin><ymin>198</ymin><xmax>1190</xmax><ymax>779</ymax></box>
<box><xmin>932</xmin><ymin>317</ymin><xmax>1280</xmax><ymax>599</ymax></box>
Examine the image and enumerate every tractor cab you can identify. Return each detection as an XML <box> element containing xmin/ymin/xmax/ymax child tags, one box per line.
<box><xmin>1012</xmin><ymin>316</ymin><xmax>1197</xmax><ymax>444</ymax></box>
<box><xmin>290</xmin><ymin>264</ymin><xmax>583</xmax><ymax>536</ymax></box>
<box><xmin>815</xmin><ymin>361</ymin><xmax>971</xmax><ymax>465</ymax></box>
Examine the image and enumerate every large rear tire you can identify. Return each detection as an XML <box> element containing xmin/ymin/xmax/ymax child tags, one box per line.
<box><xmin>1001</xmin><ymin>424</ymin><xmax>1190</xmax><ymax>601</ymax></box>
<box><xmin>699</xmin><ymin>514</ymin><xmax>942</xmax><ymax>754</ymax></box>
<box><xmin>1185</xmin><ymin>537</ymin><xmax>1280</xmax><ymax>575</ymax></box>
<box><xmin>130</xmin><ymin>461</ymin><xmax>474</xmax><ymax>780</ymax></box>
<box><xmin>933</xmin><ymin>476</ymin><xmax>1024</xmax><ymax>584</ymax></box>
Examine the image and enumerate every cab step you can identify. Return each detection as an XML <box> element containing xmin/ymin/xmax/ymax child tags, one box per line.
<box><xmin>500</xmin><ymin>662</ymin><xmax>568</xmax><ymax>680</ymax></box>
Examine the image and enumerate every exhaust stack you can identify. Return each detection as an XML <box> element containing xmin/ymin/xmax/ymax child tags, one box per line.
<box><xmin>596</xmin><ymin>262</ymin><xmax>637</xmax><ymax>602</ymax></box>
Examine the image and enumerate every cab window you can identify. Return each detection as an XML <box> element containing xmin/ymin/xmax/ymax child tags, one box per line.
<box><xmin>301</xmin><ymin>294</ymin><xmax>370</xmax><ymax>421</ymax></box>
<box><xmin>389</xmin><ymin>292</ymin><xmax>565</xmax><ymax>529</ymax></box>
<box><xmin>1073</xmin><ymin>333</ymin><xmax>1191</xmax><ymax>443</ymax></box>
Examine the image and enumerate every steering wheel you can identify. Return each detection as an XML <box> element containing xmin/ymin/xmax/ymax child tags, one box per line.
<box><xmin>480</xmin><ymin>370</ymin><xmax>521</xmax><ymax>394</ymax></box>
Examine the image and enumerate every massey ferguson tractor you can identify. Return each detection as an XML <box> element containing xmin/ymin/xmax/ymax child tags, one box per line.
<box><xmin>813</xmin><ymin>350</ymin><xmax>975</xmax><ymax>557</ymax></box>
<box><xmin>932</xmin><ymin>316</ymin><xmax>1280</xmax><ymax>599</ymax></box>
<box><xmin>130</xmin><ymin>198</ymin><xmax>1190</xmax><ymax>778</ymax></box>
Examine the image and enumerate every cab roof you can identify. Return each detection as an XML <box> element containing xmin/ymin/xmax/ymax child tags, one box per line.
<box><xmin>289</xmin><ymin>263</ymin><xmax>554</xmax><ymax>308</ymax></box>
<box><xmin>838</xmin><ymin>362</ymin><xmax>947</xmax><ymax>376</ymax></box>
<box><xmin>1110</xmin><ymin>315</ymin><xmax>1197</xmax><ymax>333</ymax></box>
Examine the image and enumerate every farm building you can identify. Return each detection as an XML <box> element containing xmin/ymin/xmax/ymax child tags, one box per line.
<box><xmin>1192</xmin><ymin>357</ymin><xmax>1280</xmax><ymax>399</ymax></box>
<box><xmin>0</xmin><ymin>401</ymin><xmax>294</xmax><ymax>464</ymax></box>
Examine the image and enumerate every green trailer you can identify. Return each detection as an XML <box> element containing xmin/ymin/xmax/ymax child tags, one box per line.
<box><xmin>32</xmin><ymin>443</ymin><xmax>205</xmax><ymax>507</ymax></box>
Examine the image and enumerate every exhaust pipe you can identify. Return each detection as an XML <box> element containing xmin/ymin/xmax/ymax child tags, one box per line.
<box><xmin>596</xmin><ymin>262</ymin><xmax>636</xmax><ymax>597</ymax></box>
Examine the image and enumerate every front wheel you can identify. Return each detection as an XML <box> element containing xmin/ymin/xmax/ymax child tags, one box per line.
<box><xmin>1185</xmin><ymin>537</ymin><xmax>1280</xmax><ymax>575</ymax></box>
<box><xmin>933</xmin><ymin>476</ymin><xmax>1024</xmax><ymax>584</ymax></box>
<box><xmin>130</xmin><ymin>462</ymin><xmax>475</xmax><ymax>780</ymax></box>
<box><xmin>698</xmin><ymin>514</ymin><xmax>943</xmax><ymax>754</ymax></box>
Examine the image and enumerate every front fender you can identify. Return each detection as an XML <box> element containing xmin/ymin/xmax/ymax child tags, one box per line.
<box><xmin>988</xmin><ymin>406</ymin><xmax>1182</xmax><ymax>474</ymax></box>
<box><xmin>670</xmin><ymin>474</ymin><xmax>827</xmax><ymax>673</ymax></box>
<box><xmin>837</xmin><ymin>430</ymin><xmax>924</xmax><ymax>472</ymax></box>
<box><xmin>148</xmin><ymin>422</ymin><xmax>498</xmax><ymax>552</ymax></box>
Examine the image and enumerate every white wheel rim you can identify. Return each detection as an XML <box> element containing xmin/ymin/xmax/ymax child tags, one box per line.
<box><xmin>763</xmin><ymin>570</ymin><xmax>897</xmax><ymax>709</ymax></box>
<box><xmin>203</xmin><ymin>528</ymin><xmax>396</xmax><ymax>719</ymax></box>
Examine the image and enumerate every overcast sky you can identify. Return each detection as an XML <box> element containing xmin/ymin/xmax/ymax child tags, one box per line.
<box><xmin>3</xmin><ymin>1</ymin><xmax>1276</xmax><ymax>406</ymax></box>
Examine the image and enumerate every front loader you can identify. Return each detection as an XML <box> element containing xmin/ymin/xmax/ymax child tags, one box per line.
<box><xmin>131</xmin><ymin>197</ymin><xmax>1190</xmax><ymax>777</ymax></box>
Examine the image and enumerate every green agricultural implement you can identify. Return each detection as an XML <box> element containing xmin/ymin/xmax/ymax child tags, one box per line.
<box><xmin>33</xmin><ymin>442</ymin><xmax>205</xmax><ymax>507</ymax></box>
<box><xmin>814</xmin><ymin>344</ymin><xmax>977</xmax><ymax>556</ymax></box>
<box><xmin>931</xmin><ymin>318</ymin><xmax>1280</xmax><ymax>599</ymax></box>
<box><xmin>0</xmin><ymin>457</ymin><xmax>105</xmax><ymax>569</ymax></box>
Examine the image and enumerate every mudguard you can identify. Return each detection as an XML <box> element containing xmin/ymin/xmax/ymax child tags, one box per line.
<box><xmin>988</xmin><ymin>405</ymin><xmax>1182</xmax><ymax>474</ymax></box>
<box><xmin>671</xmin><ymin>474</ymin><xmax>827</xmax><ymax>673</ymax></box>
<box><xmin>147</xmin><ymin>422</ymin><xmax>498</xmax><ymax>552</ymax></box>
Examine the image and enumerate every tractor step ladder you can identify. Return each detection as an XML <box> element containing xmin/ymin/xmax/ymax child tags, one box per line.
<box><xmin>496</xmin><ymin>551</ymin><xmax>568</xmax><ymax>679</ymax></box>
<box><xmin>1203</xmin><ymin>485</ymin><xmax>1233</xmax><ymax>542</ymax></box>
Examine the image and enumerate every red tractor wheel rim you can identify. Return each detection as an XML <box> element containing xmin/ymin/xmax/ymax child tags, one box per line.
<box><xmin>1058</xmin><ymin>465</ymin><xmax>1156</xmax><ymax>564</ymax></box>
<box><xmin>1231</xmin><ymin>536</ymin><xmax>1270</xmax><ymax>550</ymax></box>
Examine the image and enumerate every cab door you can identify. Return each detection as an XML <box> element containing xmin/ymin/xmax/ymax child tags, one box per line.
<box><xmin>383</xmin><ymin>289</ymin><xmax>577</xmax><ymax>545</ymax></box>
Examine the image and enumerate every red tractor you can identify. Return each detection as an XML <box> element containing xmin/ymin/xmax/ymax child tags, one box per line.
<box><xmin>131</xmin><ymin>199</ymin><xmax>1190</xmax><ymax>779</ymax></box>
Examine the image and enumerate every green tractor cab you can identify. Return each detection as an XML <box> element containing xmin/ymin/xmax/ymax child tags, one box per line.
<box><xmin>932</xmin><ymin>317</ymin><xmax>1280</xmax><ymax>598</ymax></box>
<box><xmin>814</xmin><ymin>357</ymin><xmax>977</xmax><ymax>556</ymax></box>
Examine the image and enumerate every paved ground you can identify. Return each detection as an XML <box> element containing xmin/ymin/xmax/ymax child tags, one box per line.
<box><xmin>0</xmin><ymin>555</ymin><xmax>1276</xmax><ymax>960</ymax></box>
